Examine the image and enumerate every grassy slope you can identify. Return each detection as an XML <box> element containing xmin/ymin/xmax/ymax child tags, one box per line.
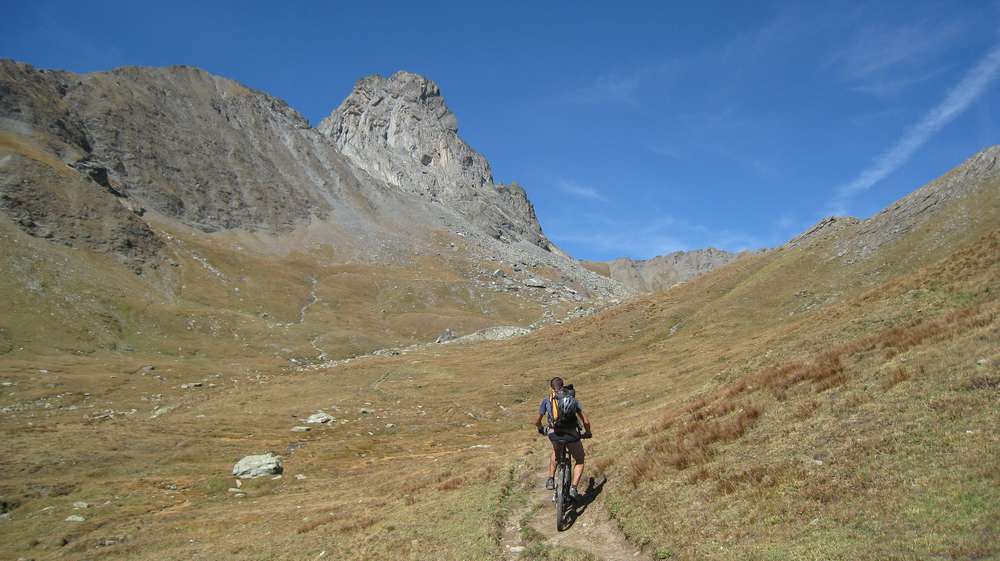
<box><xmin>0</xmin><ymin>170</ymin><xmax>997</xmax><ymax>559</ymax></box>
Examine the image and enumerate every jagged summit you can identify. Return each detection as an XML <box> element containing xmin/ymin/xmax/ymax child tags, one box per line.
<box><xmin>317</xmin><ymin>70</ymin><xmax>553</xmax><ymax>249</ymax></box>
<box><xmin>318</xmin><ymin>71</ymin><xmax>492</xmax><ymax>198</ymax></box>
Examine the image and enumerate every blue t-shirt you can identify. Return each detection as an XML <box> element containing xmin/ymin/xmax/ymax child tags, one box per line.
<box><xmin>539</xmin><ymin>396</ymin><xmax>583</xmax><ymax>427</ymax></box>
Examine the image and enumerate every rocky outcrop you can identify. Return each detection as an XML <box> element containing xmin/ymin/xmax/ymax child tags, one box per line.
<box><xmin>318</xmin><ymin>72</ymin><xmax>553</xmax><ymax>249</ymax></box>
<box><xmin>596</xmin><ymin>248</ymin><xmax>738</xmax><ymax>293</ymax></box>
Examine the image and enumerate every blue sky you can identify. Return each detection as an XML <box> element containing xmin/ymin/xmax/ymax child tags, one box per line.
<box><xmin>3</xmin><ymin>1</ymin><xmax>998</xmax><ymax>260</ymax></box>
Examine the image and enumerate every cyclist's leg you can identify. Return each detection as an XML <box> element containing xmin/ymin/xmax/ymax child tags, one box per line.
<box><xmin>568</xmin><ymin>440</ymin><xmax>585</xmax><ymax>488</ymax></box>
<box><xmin>549</xmin><ymin>441</ymin><xmax>561</xmax><ymax>479</ymax></box>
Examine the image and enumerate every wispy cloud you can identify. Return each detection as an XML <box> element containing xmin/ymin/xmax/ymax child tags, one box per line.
<box><xmin>554</xmin><ymin>178</ymin><xmax>607</xmax><ymax>202</ymax></box>
<box><xmin>831</xmin><ymin>20</ymin><xmax>963</xmax><ymax>80</ymax></box>
<box><xmin>850</xmin><ymin>65</ymin><xmax>951</xmax><ymax>97</ymax></box>
<box><xmin>568</xmin><ymin>73</ymin><xmax>641</xmax><ymax>104</ymax></box>
<box><xmin>831</xmin><ymin>42</ymin><xmax>1000</xmax><ymax>212</ymax></box>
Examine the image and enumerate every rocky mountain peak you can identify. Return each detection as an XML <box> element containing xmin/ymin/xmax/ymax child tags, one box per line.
<box><xmin>317</xmin><ymin>71</ymin><xmax>493</xmax><ymax>200</ymax></box>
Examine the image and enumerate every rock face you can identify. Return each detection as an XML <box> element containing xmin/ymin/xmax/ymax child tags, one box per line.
<box><xmin>232</xmin><ymin>453</ymin><xmax>283</xmax><ymax>479</ymax></box>
<box><xmin>598</xmin><ymin>248</ymin><xmax>738</xmax><ymax>293</ymax></box>
<box><xmin>318</xmin><ymin>72</ymin><xmax>553</xmax><ymax>249</ymax></box>
<box><xmin>0</xmin><ymin>61</ymin><xmax>615</xmax><ymax>297</ymax></box>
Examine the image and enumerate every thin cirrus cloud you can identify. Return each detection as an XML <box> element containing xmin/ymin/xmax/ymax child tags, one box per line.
<box><xmin>829</xmin><ymin>20</ymin><xmax>964</xmax><ymax>83</ymax></box>
<box><xmin>567</xmin><ymin>73</ymin><xmax>641</xmax><ymax>105</ymax></box>
<box><xmin>831</xmin><ymin>41</ymin><xmax>1000</xmax><ymax>213</ymax></box>
<box><xmin>554</xmin><ymin>178</ymin><xmax>607</xmax><ymax>202</ymax></box>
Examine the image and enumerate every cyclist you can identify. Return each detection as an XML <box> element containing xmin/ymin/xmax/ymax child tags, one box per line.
<box><xmin>534</xmin><ymin>377</ymin><xmax>592</xmax><ymax>500</ymax></box>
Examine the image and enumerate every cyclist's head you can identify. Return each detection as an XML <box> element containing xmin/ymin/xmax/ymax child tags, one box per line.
<box><xmin>549</xmin><ymin>377</ymin><xmax>564</xmax><ymax>391</ymax></box>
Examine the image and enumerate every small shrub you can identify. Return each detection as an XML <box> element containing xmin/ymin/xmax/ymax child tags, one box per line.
<box><xmin>627</xmin><ymin>456</ymin><xmax>655</xmax><ymax>488</ymax></box>
<box><xmin>338</xmin><ymin>516</ymin><xmax>377</xmax><ymax>533</ymax></box>
<box><xmin>881</xmin><ymin>367</ymin><xmax>911</xmax><ymax>390</ymax></box>
<box><xmin>686</xmin><ymin>466</ymin><xmax>711</xmax><ymax>484</ymax></box>
<box><xmin>436</xmin><ymin>477</ymin><xmax>464</xmax><ymax>491</ymax></box>
<box><xmin>792</xmin><ymin>399</ymin><xmax>819</xmax><ymax>420</ymax></box>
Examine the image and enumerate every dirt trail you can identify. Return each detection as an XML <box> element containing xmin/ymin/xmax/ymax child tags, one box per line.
<box><xmin>500</xmin><ymin>458</ymin><xmax>648</xmax><ymax>561</ymax></box>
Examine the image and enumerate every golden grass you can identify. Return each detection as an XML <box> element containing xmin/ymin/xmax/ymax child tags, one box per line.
<box><xmin>0</xmin><ymin>167</ymin><xmax>997</xmax><ymax>559</ymax></box>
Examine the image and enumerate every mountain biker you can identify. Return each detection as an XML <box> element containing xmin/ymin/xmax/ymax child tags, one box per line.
<box><xmin>535</xmin><ymin>376</ymin><xmax>592</xmax><ymax>500</ymax></box>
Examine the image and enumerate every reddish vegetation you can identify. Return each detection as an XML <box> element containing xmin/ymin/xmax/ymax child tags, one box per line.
<box><xmin>629</xmin><ymin>403</ymin><xmax>762</xmax><ymax>486</ymax></box>
<box><xmin>881</xmin><ymin>367</ymin><xmax>913</xmax><ymax>390</ymax></box>
<box><xmin>626</xmin><ymin>300</ymin><xmax>996</xmax><ymax>490</ymax></box>
<box><xmin>437</xmin><ymin>476</ymin><xmax>465</xmax><ymax>491</ymax></box>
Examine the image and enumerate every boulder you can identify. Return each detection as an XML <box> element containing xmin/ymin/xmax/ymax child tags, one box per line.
<box><xmin>523</xmin><ymin>277</ymin><xmax>546</xmax><ymax>288</ymax></box>
<box><xmin>435</xmin><ymin>328</ymin><xmax>456</xmax><ymax>343</ymax></box>
<box><xmin>232</xmin><ymin>453</ymin><xmax>283</xmax><ymax>479</ymax></box>
<box><xmin>305</xmin><ymin>411</ymin><xmax>334</xmax><ymax>424</ymax></box>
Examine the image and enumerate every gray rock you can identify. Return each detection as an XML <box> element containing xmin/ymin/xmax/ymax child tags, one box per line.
<box><xmin>65</xmin><ymin>515</ymin><xmax>86</xmax><ymax>522</ymax></box>
<box><xmin>232</xmin><ymin>453</ymin><xmax>283</xmax><ymax>479</ymax></box>
<box><xmin>523</xmin><ymin>277</ymin><xmax>547</xmax><ymax>288</ymax></box>
<box><xmin>435</xmin><ymin>328</ymin><xmax>456</xmax><ymax>343</ymax></box>
<box><xmin>305</xmin><ymin>411</ymin><xmax>334</xmax><ymax>424</ymax></box>
<box><xmin>317</xmin><ymin>71</ymin><xmax>553</xmax><ymax>250</ymax></box>
<box><xmin>291</xmin><ymin>426</ymin><xmax>311</xmax><ymax>432</ymax></box>
<box><xmin>72</xmin><ymin>501</ymin><xmax>89</xmax><ymax>509</ymax></box>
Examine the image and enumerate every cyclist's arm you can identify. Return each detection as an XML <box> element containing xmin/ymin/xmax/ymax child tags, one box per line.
<box><xmin>578</xmin><ymin>410</ymin><xmax>592</xmax><ymax>433</ymax></box>
<box><xmin>534</xmin><ymin>412</ymin><xmax>545</xmax><ymax>429</ymax></box>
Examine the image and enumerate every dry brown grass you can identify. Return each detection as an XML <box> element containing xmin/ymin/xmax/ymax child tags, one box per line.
<box><xmin>713</xmin><ymin>465</ymin><xmax>776</xmax><ymax>496</ymax></box>
<box><xmin>882</xmin><ymin>366</ymin><xmax>913</xmax><ymax>390</ymax></box>
<box><xmin>437</xmin><ymin>476</ymin><xmax>465</xmax><ymax>491</ymax></box>
<box><xmin>629</xmin><ymin>403</ymin><xmax>762</xmax><ymax>486</ymax></box>
<box><xmin>592</xmin><ymin>456</ymin><xmax>615</xmax><ymax>477</ymax></box>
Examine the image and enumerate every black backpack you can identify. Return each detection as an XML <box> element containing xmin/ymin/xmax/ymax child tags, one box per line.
<box><xmin>549</xmin><ymin>384</ymin><xmax>580</xmax><ymax>430</ymax></box>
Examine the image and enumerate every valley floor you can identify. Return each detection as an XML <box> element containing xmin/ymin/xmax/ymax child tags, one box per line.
<box><xmin>1</xmin><ymin>207</ymin><xmax>999</xmax><ymax>561</ymax></box>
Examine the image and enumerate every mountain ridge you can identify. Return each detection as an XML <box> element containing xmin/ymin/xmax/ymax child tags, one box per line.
<box><xmin>0</xmin><ymin>59</ymin><xmax>616</xmax><ymax>299</ymax></box>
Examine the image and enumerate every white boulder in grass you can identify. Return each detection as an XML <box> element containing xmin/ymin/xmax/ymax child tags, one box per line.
<box><xmin>306</xmin><ymin>411</ymin><xmax>335</xmax><ymax>424</ymax></box>
<box><xmin>232</xmin><ymin>453</ymin><xmax>283</xmax><ymax>479</ymax></box>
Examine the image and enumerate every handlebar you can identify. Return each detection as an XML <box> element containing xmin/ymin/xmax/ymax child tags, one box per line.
<box><xmin>537</xmin><ymin>427</ymin><xmax>593</xmax><ymax>439</ymax></box>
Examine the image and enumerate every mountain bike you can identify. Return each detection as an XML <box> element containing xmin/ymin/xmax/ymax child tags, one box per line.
<box><xmin>543</xmin><ymin>428</ymin><xmax>592</xmax><ymax>531</ymax></box>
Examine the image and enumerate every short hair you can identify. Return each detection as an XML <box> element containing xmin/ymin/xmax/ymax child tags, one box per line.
<box><xmin>549</xmin><ymin>377</ymin><xmax>564</xmax><ymax>391</ymax></box>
